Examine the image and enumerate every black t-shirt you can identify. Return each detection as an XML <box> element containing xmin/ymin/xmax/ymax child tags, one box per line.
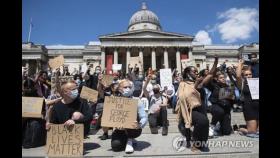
<box><xmin>50</xmin><ymin>97</ymin><xmax>93</xmax><ymax>135</ymax></box>
<box><xmin>207</xmin><ymin>80</ymin><xmax>234</xmax><ymax>107</ymax></box>
<box><xmin>87</xmin><ymin>73</ymin><xmax>99</xmax><ymax>90</ymax></box>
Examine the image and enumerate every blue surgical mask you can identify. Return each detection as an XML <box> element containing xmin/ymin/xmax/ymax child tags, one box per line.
<box><xmin>122</xmin><ymin>87</ymin><xmax>133</xmax><ymax>97</ymax></box>
<box><xmin>69</xmin><ymin>89</ymin><xmax>79</xmax><ymax>99</ymax></box>
<box><xmin>76</xmin><ymin>79</ymin><xmax>81</xmax><ymax>85</ymax></box>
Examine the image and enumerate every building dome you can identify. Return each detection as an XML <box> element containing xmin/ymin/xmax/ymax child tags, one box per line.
<box><xmin>128</xmin><ymin>2</ymin><xmax>162</xmax><ymax>31</ymax></box>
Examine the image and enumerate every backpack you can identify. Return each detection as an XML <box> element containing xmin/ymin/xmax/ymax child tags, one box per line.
<box><xmin>22</xmin><ymin>119</ymin><xmax>46</xmax><ymax>148</ymax></box>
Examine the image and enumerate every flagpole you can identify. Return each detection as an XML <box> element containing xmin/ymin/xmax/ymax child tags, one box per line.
<box><xmin>27</xmin><ymin>18</ymin><xmax>32</xmax><ymax>42</ymax></box>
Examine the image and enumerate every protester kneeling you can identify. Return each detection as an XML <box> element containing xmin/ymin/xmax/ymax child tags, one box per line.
<box><xmin>109</xmin><ymin>79</ymin><xmax>147</xmax><ymax>153</ymax></box>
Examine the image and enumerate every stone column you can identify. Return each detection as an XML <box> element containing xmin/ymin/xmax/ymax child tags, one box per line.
<box><xmin>151</xmin><ymin>47</ymin><xmax>156</xmax><ymax>70</ymax></box>
<box><xmin>164</xmin><ymin>47</ymin><xmax>169</xmax><ymax>68</ymax></box>
<box><xmin>188</xmin><ymin>47</ymin><xmax>193</xmax><ymax>60</ymax></box>
<box><xmin>36</xmin><ymin>59</ymin><xmax>41</xmax><ymax>73</ymax></box>
<box><xmin>139</xmin><ymin>47</ymin><xmax>144</xmax><ymax>74</ymax></box>
<box><xmin>139</xmin><ymin>47</ymin><xmax>143</xmax><ymax>66</ymax></box>
<box><xmin>114</xmin><ymin>48</ymin><xmax>118</xmax><ymax>64</ymax></box>
<box><xmin>126</xmin><ymin>47</ymin><xmax>131</xmax><ymax>73</ymax></box>
<box><xmin>101</xmin><ymin>47</ymin><xmax>105</xmax><ymax>70</ymax></box>
<box><xmin>176</xmin><ymin>48</ymin><xmax>181</xmax><ymax>73</ymax></box>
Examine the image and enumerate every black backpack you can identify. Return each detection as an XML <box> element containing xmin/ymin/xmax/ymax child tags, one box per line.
<box><xmin>22</xmin><ymin>119</ymin><xmax>46</xmax><ymax>148</ymax></box>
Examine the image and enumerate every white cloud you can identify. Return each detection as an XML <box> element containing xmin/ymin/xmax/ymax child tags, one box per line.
<box><xmin>217</xmin><ymin>7</ymin><xmax>259</xmax><ymax>43</ymax></box>
<box><xmin>194</xmin><ymin>30</ymin><xmax>212</xmax><ymax>45</ymax></box>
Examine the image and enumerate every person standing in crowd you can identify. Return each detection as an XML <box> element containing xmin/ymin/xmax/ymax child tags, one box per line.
<box><xmin>22</xmin><ymin>67</ymin><xmax>37</xmax><ymax>97</ymax></box>
<box><xmin>62</xmin><ymin>66</ymin><xmax>71</xmax><ymax>76</ymax></box>
<box><xmin>143</xmin><ymin>74</ymin><xmax>168</xmax><ymax>135</ymax></box>
<box><xmin>109</xmin><ymin>79</ymin><xmax>147</xmax><ymax>153</ymax></box>
<box><xmin>171</xmin><ymin>75</ymin><xmax>182</xmax><ymax>113</ymax></box>
<box><xmin>83</xmin><ymin>65</ymin><xmax>102</xmax><ymax>90</ymax></box>
<box><xmin>245</xmin><ymin>53</ymin><xmax>259</xmax><ymax>78</ymax></box>
<box><xmin>176</xmin><ymin>65</ymin><xmax>212</xmax><ymax>152</ymax></box>
<box><xmin>49</xmin><ymin>81</ymin><xmax>93</xmax><ymax>137</ymax></box>
<box><xmin>236</xmin><ymin>59</ymin><xmax>259</xmax><ymax>138</ymax></box>
<box><xmin>34</xmin><ymin>71</ymin><xmax>51</xmax><ymax>98</ymax></box>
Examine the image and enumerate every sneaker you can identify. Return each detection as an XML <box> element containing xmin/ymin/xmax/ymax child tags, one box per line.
<box><xmin>99</xmin><ymin>133</ymin><xmax>109</xmax><ymax>140</ymax></box>
<box><xmin>150</xmin><ymin>127</ymin><xmax>158</xmax><ymax>134</ymax></box>
<box><xmin>162</xmin><ymin>126</ymin><xmax>168</xmax><ymax>136</ymax></box>
<box><xmin>125</xmin><ymin>139</ymin><xmax>134</xmax><ymax>153</ymax></box>
<box><xmin>191</xmin><ymin>146</ymin><xmax>201</xmax><ymax>153</ymax></box>
<box><xmin>208</xmin><ymin>125</ymin><xmax>215</xmax><ymax>137</ymax></box>
<box><xmin>246</xmin><ymin>133</ymin><xmax>259</xmax><ymax>138</ymax></box>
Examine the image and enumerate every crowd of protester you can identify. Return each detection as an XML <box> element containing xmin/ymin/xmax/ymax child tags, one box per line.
<box><xmin>22</xmin><ymin>53</ymin><xmax>259</xmax><ymax>153</ymax></box>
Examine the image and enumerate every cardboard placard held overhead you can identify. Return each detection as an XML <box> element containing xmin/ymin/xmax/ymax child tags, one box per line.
<box><xmin>112</xmin><ymin>64</ymin><xmax>122</xmax><ymax>71</ymax></box>
<box><xmin>181</xmin><ymin>59</ymin><xmax>193</xmax><ymax>70</ymax></box>
<box><xmin>129</xmin><ymin>56</ymin><xmax>142</xmax><ymax>69</ymax></box>
<box><xmin>101</xmin><ymin>96</ymin><xmax>138</xmax><ymax>129</ymax></box>
<box><xmin>247</xmin><ymin>78</ymin><xmax>259</xmax><ymax>100</ymax></box>
<box><xmin>101</xmin><ymin>75</ymin><xmax>114</xmax><ymax>86</ymax></box>
<box><xmin>45</xmin><ymin>124</ymin><xmax>84</xmax><ymax>157</ymax></box>
<box><xmin>51</xmin><ymin>76</ymin><xmax>74</xmax><ymax>91</ymax></box>
<box><xmin>80</xmin><ymin>86</ymin><xmax>98</xmax><ymax>102</ymax></box>
<box><xmin>49</xmin><ymin>55</ymin><xmax>64</xmax><ymax>70</ymax></box>
<box><xmin>160</xmin><ymin>69</ymin><xmax>173</xmax><ymax>88</ymax></box>
<box><xmin>22</xmin><ymin>97</ymin><xmax>44</xmax><ymax>118</ymax></box>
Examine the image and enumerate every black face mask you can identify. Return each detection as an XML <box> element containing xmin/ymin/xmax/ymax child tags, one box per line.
<box><xmin>153</xmin><ymin>89</ymin><xmax>160</xmax><ymax>94</ymax></box>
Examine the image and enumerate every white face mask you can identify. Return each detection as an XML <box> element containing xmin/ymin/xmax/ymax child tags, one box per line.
<box><xmin>122</xmin><ymin>87</ymin><xmax>133</xmax><ymax>97</ymax></box>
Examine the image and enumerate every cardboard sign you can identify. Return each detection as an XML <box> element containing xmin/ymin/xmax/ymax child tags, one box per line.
<box><xmin>80</xmin><ymin>86</ymin><xmax>98</xmax><ymax>102</ymax></box>
<box><xmin>181</xmin><ymin>59</ymin><xmax>193</xmax><ymax>70</ymax></box>
<box><xmin>22</xmin><ymin>97</ymin><xmax>44</xmax><ymax>118</ymax></box>
<box><xmin>49</xmin><ymin>55</ymin><xmax>64</xmax><ymax>70</ymax></box>
<box><xmin>46</xmin><ymin>124</ymin><xmax>84</xmax><ymax>157</ymax></box>
<box><xmin>218</xmin><ymin>87</ymin><xmax>235</xmax><ymax>100</ymax></box>
<box><xmin>101</xmin><ymin>75</ymin><xmax>114</xmax><ymax>86</ymax></box>
<box><xmin>247</xmin><ymin>78</ymin><xmax>259</xmax><ymax>100</ymax></box>
<box><xmin>160</xmin><ymin>69</ymin><xmax>172</xmax><ymax>88</ymax></box>
<box><xmin>101</xmin><ymin>96</ymin><xmax>138</xmax><ymax>129</ymax></box>
<box><xmin>51</xmin><ymin>76</ymin><xmax>74</xmax><ymax>91</ymax></box>
<box><xmin>129</xmin><ymin>56</ymin><xmax>142</xmax><ymax>69</ymax></box>
<box><xmin>112</xmin><ymin>64</ymin><xmax>122</xmax><ymax>71</ymax></box>
<box><xmin>81</xmin><ymin>63</ymin><xmax>88</xmax><ymax>73</ymax></box>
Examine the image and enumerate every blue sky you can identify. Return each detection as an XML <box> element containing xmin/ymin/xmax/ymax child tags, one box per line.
<box><xmin>22</xmin><ymin>0</ymin><xmax>259</xmax><ymax>45</ymax></box>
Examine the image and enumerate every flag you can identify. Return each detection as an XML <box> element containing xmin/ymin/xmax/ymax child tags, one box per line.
<box><xmin>30</xmin><ymin>18</ymin><xmax>33</xmax><ymax>28</ymax></box>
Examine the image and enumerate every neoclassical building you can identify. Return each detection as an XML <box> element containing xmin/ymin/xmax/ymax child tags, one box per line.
<box><xmin>22</xmin><ymin>3</ymin><xmax>259</xmax><ymax>76</ymax></box>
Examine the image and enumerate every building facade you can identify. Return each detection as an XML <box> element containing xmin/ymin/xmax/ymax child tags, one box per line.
<box><xmin>22</xmin><ymin>3</ymin><xmax>259</xmax><ymax>75</ymax></box>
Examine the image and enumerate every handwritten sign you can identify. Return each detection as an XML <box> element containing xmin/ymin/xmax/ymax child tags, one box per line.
<box><xmin>218</xmin><ymin>87</ymin><xmax>235</xmax><ymax>100</ymax></box>
<box><xmin>46</xmin><ymin>124</ymin><xmax>84</xmax><ymax>157</ymax></box>
<box><xmin>160</xmin><ymin>69</ymin><xmax>172</xmax><ymax>88</ymax></box>
<box><xmin>112</xmin><ymin>64</ymin><xmax>122</xmax><ymax>71</ymax></box>
<box><xmin>247</xmin><ymin>78</ymin><xmax>259</xmax><ymax>100</ymax></box>
<box><xmin>101</xmin><ymin>96</ymin><xmax>138</xmax><ymax>129</ymax></box>
<box><xmin>49</xmin><ymin>55</ymin><xmax>64</xmax><ymax>70</ymax></box>
<box><xmin>101</xmin><ymin>75</ymin><xmax>114</xmax><ymax>86</ymax></box>
<box><xmin>22</xmin><ymin>97</ymin><xmax>44</xmax><ymax>118</ymax></box>
<box><xmin>181</xmin><ymin>59</ymin><xmax>193</xmax><ymax>70</ymax></box>
<box><xmin>129</xmin><ymin>56</ymin><xmax>142</xmax><ymax>69</ymax></box>
<box><xmin>80</xmin><ymin>86</ymin><xmax>98</xmax><ymax>102</ymax></box>
<box><xmin>51</xmin><ymin>76</ymin><xmax>74</xmax><ymax>91</ymax></box>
